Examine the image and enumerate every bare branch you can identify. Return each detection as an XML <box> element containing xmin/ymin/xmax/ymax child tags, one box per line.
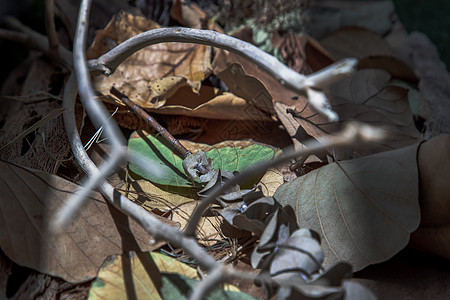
<box><xmin>53</xmin><ymin>0</ymin><xmax>163</xmax><ymax>228</ymax></box>
<box><xmin>2</xmin><ymin>16</ymin><xmax>72</xmax><ymax>69</ymax></box>
<box><xmin>45</xmin><ymin>0</ymin><xmax>59</xmax><ymax>50</ymax></box>
<box><xmin>61</xmin><ymin>73</ymin><xmax>218</xmax><ymax>270</ymax></box>
<box><xmin>190</xmin><ymin>265</ymin><xmax>226</xmax><ymax>300</ymax></box>
<box><xmin>184</xmin><ymin>122</ymin><xmax>385</xmax><ymax>236</ymax></box>
<box><xmin>88</xmin><ymin>27</ymin><xmax>358</xmax><ymax>121</ymax></box>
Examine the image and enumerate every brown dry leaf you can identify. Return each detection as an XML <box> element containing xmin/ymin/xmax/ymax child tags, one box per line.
<box><xmin>271</xmin><ymin>31</ymin><xmax>335</xmax><ymax>74</ymax></box>
<box><xmin>257</xmin><ymin>168</ymin><xmax>284</xmax><ymax>197</ymax></box>
<box><xmin>0</xmin><ymin>161</ymin><xmax>174</xmax><ymax>283</ymax></box>
<box><xmin>320</xmin><ymin>27</ymin><xmax>392</xmax><ymax>60</ymax></box>
<box><xmin>148</xmin><ymin>87</ymin><xmax>273</xmax><ymax>121</ymax></box>
<box><xmin>275</xmin><ymin>69</ymin><xmax>419</xmax><ymax>160</ymax></box>
<box><xmin>216</xmin><ymin>63</ymin><xmax>275</xmax><ymax>116</ymax></box>
<box><xmin>358</xmin><ymin>55</ymin><xmax>418</xmax><ymax>83</ymax></box>
<box><xmin>410</xmin><ymin>135</ymin><xmax>450</xmax><ymax>260</ymax></box>
<box><xmin>88</xmin><ymin>11</ymin><xmax>212</xmax><ymax>108</ymax></box>
<box><xmin>170</xmin><ymin>0</ymin><xmax>209</xmax><ymax>29</ymax></box>
<box><xmin>122</xmin><ymin>180</ymin><xmax>221</xmax><ymax>244</ymax></box>
<box><xmin>273</xmin><ymin>143</ymin><xmax>421</xmax><ymax>271</ymax></box>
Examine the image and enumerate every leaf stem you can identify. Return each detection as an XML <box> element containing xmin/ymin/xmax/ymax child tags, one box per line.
<box><xmin>110</xmin><ymin>87</ymin><xmax>192</xmax><ymax>158</ymax></box>
<box><xmin>110</xmin><ymin>87</ymin><xmax>211</xmax><ymax>175</ymax></box>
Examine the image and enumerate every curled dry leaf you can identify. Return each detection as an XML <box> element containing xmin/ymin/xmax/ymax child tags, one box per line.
<box><xmin>0</xmin><ymin>161</ymin><xmax>174</xmax><ymax>283</ymax></box>
<box><xmin>88</xmin><ymin>11</ymin><xmax>212</xmax><ymax>108</ymax></box>
<box><xmin>273</xmin><ymin>143</ymin><xmax>421</xmax><ymax>271</ymax></box>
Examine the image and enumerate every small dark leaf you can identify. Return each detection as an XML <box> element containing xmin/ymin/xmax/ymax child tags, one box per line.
<box><xmin>182</xmin><ymin>150</ymin><xmax>213</xmax><ymax>181</ymax></box>
<box><xmin>270</xmin><ymin>229</ymin><xmax>324</xmax><ymax>279</ymax></box>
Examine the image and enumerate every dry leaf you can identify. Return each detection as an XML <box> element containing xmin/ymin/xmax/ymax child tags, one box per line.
<box><xmin>148</xmin><ymin>88</ymin><xmax>273</xmax><ymax>121</ymax></box>
<box><xmin>409</xmin><ymin>135</ymin><xmax>450</xmax><ymax>260</ymax></box>
<box><xmin>309</xmin><ymin>1</ymin><xmax>395</xmax><ymax>39</ymax></box>
<box><xmin>88</xmin><ymin>251</ymin><xmax>251</xmax><ymax>300</ymax></box>
<box><xmin>275</xmin><ymin>69</ymin><xmax>419</xmax><ymax>160</ymax></box>
<box><xmin>320</xmin><ymin>27</ymin><xmax>392</xmax><ymax>60</ymax></box>
<box><xmin>258</xmin><ymin>168</ymin><xmax>284</xmax><ymax>197</ymax></box>
<box><xmin>358</xmin><ymin>56</ymin><xmax>418</xmax><ymax>84</ymax></box>
<box><xmin>273</xmin><ymin>143</ymin><xmax>421</xmax><ymax>271</ymax></box>
<box><xmin>89</xmin><ymin>11</ymin><xmax>212</xmax><ymax>107</ymax></box>
<box><xmin>0</xmin><ymin>161</ymin><xmax>174</xmax><ymax>283</ymax></box>
<box><xmin>271</xmin><ymin>31</ymin><xmax>335</xmax><ymax>74</ymax></box>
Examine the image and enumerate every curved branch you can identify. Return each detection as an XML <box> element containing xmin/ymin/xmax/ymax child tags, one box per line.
<box><xmin>88</xmin><ymin>27</ymin><xmax>358</xmax><ymax>121</ymax></box>
<box><xmin>61</xmin><ymin>73</ymin><xmax>218</xmax><ymax>270</ymax></box>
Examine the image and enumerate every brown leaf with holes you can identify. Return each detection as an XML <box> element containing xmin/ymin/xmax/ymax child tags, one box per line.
<box><xmin>88</xmin><ymin>11</ymin><xmax>212</xmax><ymax>108</ymax></box>
<box><xmin>0</xmin><ymin>161</ymin><xmax>174</xmax><ymax>283</ymax></box>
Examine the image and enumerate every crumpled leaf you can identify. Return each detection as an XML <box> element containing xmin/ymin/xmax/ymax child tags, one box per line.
<box><xmin>216</xmin><ymin>189</ymin><xmax>279</xmax><ymax>235</ymax></box>
<box><xmin>273</xmin><ymin>143</ymin><xmax>421</xmax><ymax>271</ymax></box>
<box><xmin>251</xmin><ymin>207</ymin><xmax>298</xmax><ymax>269</ymax></box>
<box><xmin>270</xmin><ymin>229</ymin><xmax>324</xmax><ymax>279</ymax></box>
<box><xmin>146</xmin><ymin>88</ymin><xmax>274</xmax><ymax>121</ymax></box>
<box><xmin>271</xmin><ymin>30</ymin><xmax>335</xmax><ymax>74</ymax></box>
<box><xmin>0</xmin><ymin>161</ymin><xmax>172</xmax><ymax>283</ymax></box>
<box><xmin>89</xmin><ymin>11</ymin><xmax>212</xmax><ymax>108</ymax></box>
<box><xmin>275</xmin><ymin>69</ymin><xmax>419</xmax><ymax>160</ymax></box>
<box><xmin>88</xmin><ymin>251</ymin><xmax>257</xmax><ymax>300</ymax></box>
<box><xmin>197</xmin><ymin>169</ymin><xmax>239</xmax><ymax>198</ymax></box>
<box><xmin>128</xmin><ymin>132</ymin><xmax>275</xmax><ymax>187</ymax></box>
<box><xmin>182</xmin><ymin>150</ymin><xmax>214</xmax><ymax>181</ymax></box>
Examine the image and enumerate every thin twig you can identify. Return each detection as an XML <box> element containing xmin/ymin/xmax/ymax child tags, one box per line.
<box><xmin>45</xmin><ymin>0</ymin><xmax>59</xmax><ymax>50</ymax></box>
<box><xmin>184</xmin><ymin>122</ymin><xmax>385</xmax><ymax>236</ymax></box>
<box><xmin>110</xmin><ymin>87</ymin><xmax>192</xmax><ymax>158</ymax></box>
<box><xmin>189</xmin><ymin>265</ymin><xmax>226</xmax><ymax>300</ymax></box>
<box><xmin>3</xmin><ymin>17</ymin><xmax>72</xmax><ymax>69</ymax></box>
<box><xmin>53</xmin><ymin>0</ymin><xmax>164</xmax><ymax>229</ymax></box>
<box><xmin>61</xmin><ymin>73</ymin><xmax>217</xmax><ymax>269</ymax></box>
<box><xmin>88</xmin><ymin>27</ymin><xmax>358</xmax><ymax>121</ymax></box>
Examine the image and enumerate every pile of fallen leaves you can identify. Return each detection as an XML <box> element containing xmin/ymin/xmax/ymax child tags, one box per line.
<box><xmin>1</xmin><ymin>0</ymin><xmax>450</xmax><ymax>299</ymax></box>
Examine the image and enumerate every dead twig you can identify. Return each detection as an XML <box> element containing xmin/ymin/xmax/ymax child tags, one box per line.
<box><xmin>88</xmin><ymin>27</ymin><xmax>358</xmax><ymax>121</ymax></box>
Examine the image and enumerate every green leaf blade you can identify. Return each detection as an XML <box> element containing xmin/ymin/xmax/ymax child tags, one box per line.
<box><xmin>128</xmin><ymin>133</ymin><xmax>275</xmax><ymax>188</ymax></box>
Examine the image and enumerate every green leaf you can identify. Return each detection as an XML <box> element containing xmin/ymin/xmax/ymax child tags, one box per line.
<box><xmin>128</xmin><ymin>132</ymin><xmax>275</xmax><ymax>187</ymax></box>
